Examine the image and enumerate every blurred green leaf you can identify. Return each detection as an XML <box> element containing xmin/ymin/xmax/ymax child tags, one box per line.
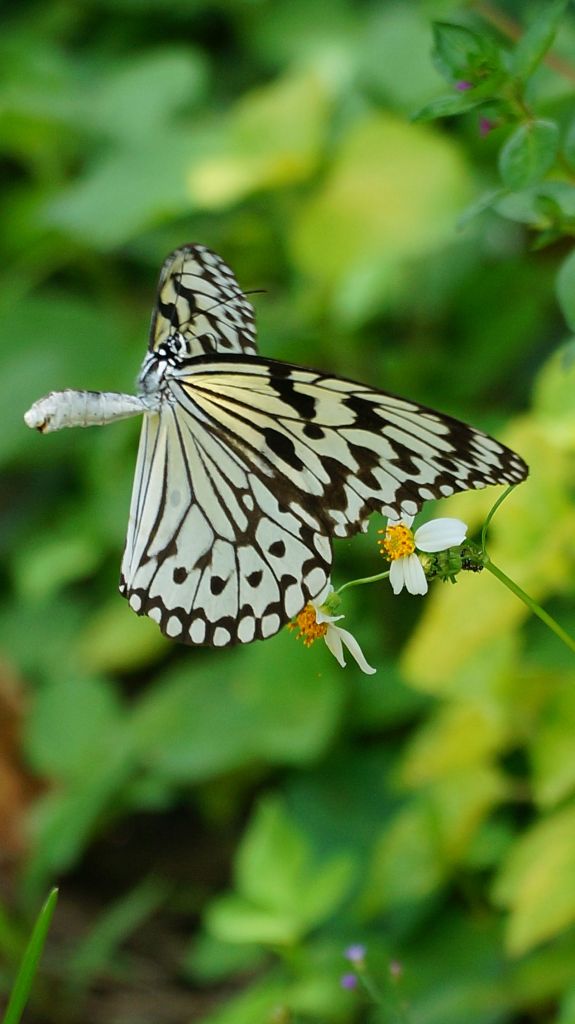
<box><xmin>556</xmin><ymin>247</ymin><xmax>575</xmax><ymax>332</ymax></box>
<box><xmin>361</xmin><ymin>6</ymin><xmax>445</xmax><ymax>111</ymax></box>
<box><xmin>187</xmin><ymin>70</ymin><xmax>330</xmax><ymax>208</ymax></box>
<box><xmin>530</xmin><ymin>677</ymin><xmax>575</xmax><ymax>806</ymax></box>
<box><xmin>493</xmin><ymin>802</ymin><xmax>575</xmax><ymax>954</ymax></box>
<box><xmin>43</xmin><ymin>135</ymin><xmax>197</xmax><ymax>249</ymax></box>
<box><xmin>199</xmin><ymin>975</ymin><xmax>287</xmax><ymax>1024</ymax></box>
<box><xmin>499</xmin><ymin>120</ymin><xmax>559</xmax><ymax>190</ymax></box>
<box><xmin>185</xmin><ymin>932</ymin><xmax>264</xmax><ymax>984</ymax></box>
<box><xmin>510</xmin><ymin>0</ymin><xmax>569</xmax><ymax>82</ymax></box>
<box><xmin>292</xmin><ymin>112</ymin><xmax>470</xmax><ymax>322</ymax></box>
<box><xmin>207</xmin><ymin>797</ymin><xmax>353</xmax><ymax>945</ymax></box>
<box><xmin>15</xmin><ymin>531</ymin><xmax>101</xmax><ymax>600</ymax></box>
<box><xmin>2</xmin><ymin>294</ymin><xmax>131</xmax><ymax>467</ymax></box>
<box><xmin>91</xmin><ymin>49</ymin><xmax>208</xmax><ymax>143</ymax></box>
<box><xmin>75</xmin><ymin>597</ymin><xmax>168</xmax><ymax>674</ymax></box>
<box><xmin>495</xmin><ymin>181</ymin><xmax>575</xmax><ymax>226</ymax></box>
<box><xmin>564</xmin><ymin>114</ymin><xmax>575</xmax><ymax>170</ymax></box>
<box><xmin>412</xmin><ymin>90</ymin><xmax>487</xmax><ymax>121</ymax></box>
<box><xmin>24</xmin><ymin>674</ymin><xmax>124</xmax><ymax>780</ymax></box>
<box><xmin>432</xmin><ymin>21</ymin><xmax>501</xmax><ymax>83</ymax></box>
<box><xmin>361</xmin><ymin>798</ymin><xmax>446</xmax><ymax>916</ymax></box>
<box><xmin>130</xmin><ymin>637</ymin><xmax>345</xmax><ymax>782</ymax></box>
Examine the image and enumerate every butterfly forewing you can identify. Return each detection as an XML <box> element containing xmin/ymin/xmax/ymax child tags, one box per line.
<box><xmin>149</xmin><ymin>244</ymin><xmax>258</xmax><ymax>358</ymax></box>
<box><xmin>118</xmin><ymin>245</ymin><xmax>528</xmax><ymax>647</ymax></box>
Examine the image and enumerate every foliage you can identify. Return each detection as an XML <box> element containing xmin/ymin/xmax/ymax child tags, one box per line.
<box><xmin>1</xmin><ymin>1</ymin><xmax>575</xmax><ymax>1022</ymax></box>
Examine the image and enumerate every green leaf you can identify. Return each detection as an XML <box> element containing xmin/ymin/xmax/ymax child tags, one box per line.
<box><xmin>43</xmin><ymin>134</ymin><xmax>197</xmax><ymax>249</ymax></box>
<box><xmin>206</xmin><ymin>798</ymin><xmax>353</xmax><ymax>946</ymax></box>
<box><xmin>432</xmin><ymin>21</ymin><xmax>500</xmax><ymax>83</ymax></box>
<box><xmin>361</xmin><ymin>799</ymin><xmax>446</xmax><ymax>916</ymax></box>
<box><xmin>187</xmin><ymin>70</ymin><xmax>330</xmax><ymax>208</ymax></box>
<box><xmin>412</xmin><ymin>91</ymin><xmax>486</xmax><ymax>122</ymax></box>
<box><xmin>531</xmin><ymin>681</ymin><xmax>575</xmax><ymax>806</ymax></box>
<box><xmin>235</xmin><ymin>798</ymin><xmax>352</xmax><ymax>931</ymax></box>
<box><xmin>458</xmin><ymin>188</ymin><xmax>504</xmax><ymax>227</ymax></box>
<box><xmin>292</xmin><ymin>112</ymin><xmax>470</xmax><ymax>322</ymax></box>
<box><xmin>499</xmin><ymin>120</ymin><xmax>559</xmax><ymax>190</ymax></box>
<box><xmin>206</xmin><ymin>894</ymin><xmax>301</xmax><ymax>946</ymax></box>
<box><xmin>235</xmin><ymin>798</ymin><xmax>308</xmax><ymax>912</ymax></box>
<box><xmin>130</xmin><ymin>638</ymin><xmax>344</xmax><ymax>783</ymax></box>
<box><xmin>493</xmin><ymin>802</ymin><xmax>575</xmax><ymax>954</ymax></box>
<box><xmin>24</xmin><ymin>675</ymin><xmax>124</xmax><ymax>780</ymax></box>
<box><xmin>495</xmin><ymin>181</ymin><xmax>575</xmax><ymax>228</ymax></box>
<box><xmin>510</xmin><ymin>0</ymin><xmax>568</xmax><ymax>82</ymax></box>
<box><xmin>564</xmin><ymin>114</ymin><xmax>575</xmax><ymax>171</ymax></box>
<box><xmin>91</xmin><ymin>50</ymin><xmax>208</xmax><ymax>144</ymax></box>
<box><xmin>556</xmin><ymin>248</ymin><xmax>575</xmax><ymax>332</ymax></box>
<box><xmin>3</xmin><ymin>889</ymin><xmax>58</xmax><ymax>1024</ymax></box>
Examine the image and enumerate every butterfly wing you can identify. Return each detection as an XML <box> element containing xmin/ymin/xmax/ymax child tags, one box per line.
<box><xmin>119</xmin><ymin>399</ymin><xmax>330</xmax><ymax>645</ymax></box>
<box><xmin>119</xmin><ymin>356</ymin><xmax>527</xmax><ymax>646</ymax></box>
<box><xmin>148</xmin><ymin>244</ymin><xmax>258</xmax><ymax>358</ymax></box>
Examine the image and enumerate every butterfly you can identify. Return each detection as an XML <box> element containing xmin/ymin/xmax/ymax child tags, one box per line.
<box><xmin>25</xmin><ymin>244</ymin><xmax>528</xmax><ymax>647</ymax></box>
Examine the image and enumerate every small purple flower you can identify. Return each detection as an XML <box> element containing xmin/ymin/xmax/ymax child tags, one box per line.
<box><xmin>340</xmin><ymin>973</ymin><xmax>358</xmax><ymax>990</ymax></box>
<box><xmin>389</xmin><ymin>959</ymin><xmax>403</xmax><ymax>979</ymax></box>
<box><xmin>455</xmin><ymin>80</ymin><xmax>473</xmax><ymax>91</ymax></box>
<box><xmin>479</xmin><ymin>116</ymin><xmax>494</xmax><ymax>137</ymax></box>
<box><xmin>344</xmin><ymin>943</ymin><xmax>366</xmax><ymax>964</ymax></box>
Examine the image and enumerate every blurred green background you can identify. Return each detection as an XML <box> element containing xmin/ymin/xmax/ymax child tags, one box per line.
<box><xmin>1</xmin><ymin>0</ymin><xmax>575</xmax><ymax>1021</ymax></box>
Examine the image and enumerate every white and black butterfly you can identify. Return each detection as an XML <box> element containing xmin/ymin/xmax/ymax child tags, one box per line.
<box><xmin>25</xmin><ymin>244</ymin><xmax>528</xmax><ymax>647</ymax></box>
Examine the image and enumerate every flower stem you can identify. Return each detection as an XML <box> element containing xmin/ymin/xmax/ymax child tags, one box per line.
<box><xmin>481</xmin><ymin>484</ymin><xmax>516</xmax><ymax>555</ymax></box>
<box><xmin>357</xmin><ymin>971</ymin><xmax>411</xmax><ymax>1024</ymax></box>
<box><xmin>483</xmin><ymin>558</ymin><xmax>575</xmax><ymax>655</ymax></box>
<box><xmin>337</xmin><ymin>570</ymin><xmax>390</xmax><ymax>595</ymax></box>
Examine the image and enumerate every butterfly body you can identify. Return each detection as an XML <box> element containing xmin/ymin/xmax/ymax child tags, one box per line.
<box><xmin>25</xmin><ymin>244</ymin><xmax>528</xmax><ymax>647</ymax></box>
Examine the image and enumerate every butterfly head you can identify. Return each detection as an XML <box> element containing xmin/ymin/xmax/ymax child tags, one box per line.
<box><xmin>139</xmin><ymin>332</ymin><xmax>191</xmax><ymax>393</ymax></box>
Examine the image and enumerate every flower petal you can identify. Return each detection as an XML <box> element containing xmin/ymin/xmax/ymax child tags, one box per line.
<box><xmin>403</xmin><ymin>554</ymin><xmax>428</xmax><ymax>595</ymax></box>
<box><xmin>389</xmin><ymin>558</ymin><xmax>406</xmax><ymax>595</ymax></box>
<box><xmin>324</xmin><ymin>624</ymin><xmax>346</xmax><ymax>667</ymax></box>
<box><xmin>338</xmin><ymin>627</ymin><xmax>376</xmax><ymax>674</ymax></box>
<box><xmin>313</xmin><ymin>581</ymin><xmax>334</xmax><ymax>607</ymax></box>
<box><xmin>316</xmin><ymin>608</ymin><xmax>344</xmax><ymax>625</ymax></box>
<box><xmin>414</xmin><ymin>517</ymin><xmax>467</xmax><ymax>553</ymax></box>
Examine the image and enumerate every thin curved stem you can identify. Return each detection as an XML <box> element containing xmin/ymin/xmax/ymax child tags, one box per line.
<box><xmin>337</xmin><ymin>570</ymin><xmax>390</xmax><ymax>595</ymax></box>
<box><xmin>481</xmin><ymin>485</ymin><xmax>516</xmax><ymax>554</ymax></box>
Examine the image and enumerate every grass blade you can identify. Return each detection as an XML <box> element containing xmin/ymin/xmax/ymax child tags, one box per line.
<box><xmin>2</xmin><ymin>888</ymin><xmax>58</xmax><ymax>1024</ymax></box>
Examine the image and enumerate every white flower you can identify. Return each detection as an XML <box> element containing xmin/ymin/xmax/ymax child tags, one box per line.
<box><xmin>378</xmin><ymin>514</ymin><xmax>467</xmax><ymax>596</ymax></box>
<box><xmin>289</xmin><ymin>585</ymin><xmax>376</xmax><ymax>674</ymax></box>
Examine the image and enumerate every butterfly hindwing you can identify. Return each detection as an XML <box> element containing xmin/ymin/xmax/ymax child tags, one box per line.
<box><xmin>119</xmin><ymin>402</ymin><xmax>331</xmax><ymax>645</ymax></box>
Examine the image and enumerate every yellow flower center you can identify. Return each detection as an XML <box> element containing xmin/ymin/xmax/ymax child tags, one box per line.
<box><xmin>378</xmin><ymin>522</ymin><xmax>416</xmax><ymax>561</ymax></box>
<box><xmin>288</xmin><ymin>604</ymin><xmax>328</xmax><ymax>647</ymax></box>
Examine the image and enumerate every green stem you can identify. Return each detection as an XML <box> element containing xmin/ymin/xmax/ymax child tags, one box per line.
<box><xmin>484</xmin><ymin>559</ymin><xmax>575</xmax><ymax>655</ymax></box>
<box><xmin>337</xmin><ymin>570</ymin><xmax>390</xmax><ymax>595</ymax></box>
<box><xmin>357</xmin><ymin>971</ymin><xmax>384</xmax><ymax>1007</ymax></box>
<box><xmin>357</xmin><ymin>971</ymin><xmax>411</xmax><ymax>1024</ymax></box>
<box><xmin>481</xmin><ymin>485</ymin><xmax>515</xmax><ymax>555</ymax></box>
